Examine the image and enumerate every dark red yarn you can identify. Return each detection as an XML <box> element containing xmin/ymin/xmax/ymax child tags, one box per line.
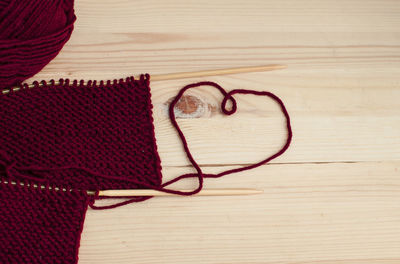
<box><xmin>0</xmin><ymin>180</ymin><xmax>89</xmax><ymax>263</ymax></box>
<box><xmin>0</xmin><ymin>0</ymin><xmax>75</xmax><ymax>89</ymax></box>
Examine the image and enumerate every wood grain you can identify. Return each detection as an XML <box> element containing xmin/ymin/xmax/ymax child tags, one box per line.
<box><xmin>25</xmin><ymin>0</ymin><xmax>400</xmax><ymax>263</ymax></box>
<box><xmin>83</xmin><ymin>162</ymin><xmax>400</xmax><ymax>264</ymax></box>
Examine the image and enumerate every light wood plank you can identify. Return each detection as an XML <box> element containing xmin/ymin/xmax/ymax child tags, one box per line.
<box><xmin>154</xmin><ymin>115</ymin><xmax>400</xmax><ymax>166</ymax></box>
<box><xmin>80</xmin><ymin>161</ymin><xmax>400</xmax><ymax>264</ymax></box>
<box><xmin>27</xmin><ymin>1</ymin><xmax>400</xmax><ymax>81</ymax></box>
<box><xmin>149</xmin><ymin>72</ymin><xmax>400</xmax><ymax>166</ymax></box>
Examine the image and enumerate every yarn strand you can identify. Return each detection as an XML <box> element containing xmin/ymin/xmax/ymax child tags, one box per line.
<box><xmin>90</xmin><ymin>81</ymin><xmax>292</xmax><ymax>209</ymax></box>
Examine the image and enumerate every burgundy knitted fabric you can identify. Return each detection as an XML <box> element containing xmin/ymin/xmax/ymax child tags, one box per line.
<box><xmin>0</xmin><ymin>181</ymin><xmax>89</xmax><ymax>263</ymax></box>
<box><xmin>0</xmin><ymin>0</ymin><xmax>76</xmax><ymax>89</ymax></box>
<box><xmin>0</xmin><ymin>74</ymin><xmax>161</xmax><ymax>263</ymax></box>
<box><xmin>0</xmin><ymin>75</ymin><xmax>162</xmax><ymax>191</ymax></box>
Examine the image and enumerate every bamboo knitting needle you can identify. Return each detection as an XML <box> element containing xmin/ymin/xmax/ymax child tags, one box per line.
<box><xmin>98</xmin><ymin>188</ymin><xmax>263</xmax><ymax>197</ymax></box>
<box><xmin>0</xmin><ymin>180</ymin><xmax>263</xmax><ymax>196</ymax></box>
<box><xmin>150</xmin><ymin>64</ymin><xmax>287</xmax><ymax>81</ymax></box>
<box><xmin>2</xmin><ymin>64</ymin><xmax>286</xmax><ymax>93</ymax></box>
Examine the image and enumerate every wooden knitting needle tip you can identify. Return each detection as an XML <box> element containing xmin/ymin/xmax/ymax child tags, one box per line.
<box><xmin>95</xmin><ymin>188</ymin><xmax>264</xmax><ymax>197</ymax></box>
<box><xmin>151</xmin><ymin>64</ymin><xmax>287</xmax><ymax>81</ymax></box>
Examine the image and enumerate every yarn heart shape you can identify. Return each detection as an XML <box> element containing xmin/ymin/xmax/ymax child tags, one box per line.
<box><xmin>161</xmin><ymin>81</ymin><xmax>293</xmax><ymax>195</ymax></box>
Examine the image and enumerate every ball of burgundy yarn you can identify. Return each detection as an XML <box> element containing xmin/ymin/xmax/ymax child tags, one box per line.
<box><xmin>0</xmin><ymin>0</ymin><xmax>76</xmax><ymax>89</ymax></box>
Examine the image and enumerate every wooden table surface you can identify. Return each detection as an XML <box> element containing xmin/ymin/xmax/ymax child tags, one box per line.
<box><xmin>28</xmin><ymin>0</ymin><xmax>400</xmax><ymax>263</ymax></box>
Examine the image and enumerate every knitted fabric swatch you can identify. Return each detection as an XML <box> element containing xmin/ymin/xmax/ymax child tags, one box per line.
<box><xmin>0</xmin><ymin>181</ymin><xmax>89</xmax><ymax>263</ymax></box>
<box><xmin>0</xmin><ymin>74</ymin><xmax>160</xmax><ymax>263</ymax></box>
<box><xmin>0</xmin><ymin>74</ymin><xmax>162</xmax><ymax>191</ymax></box>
